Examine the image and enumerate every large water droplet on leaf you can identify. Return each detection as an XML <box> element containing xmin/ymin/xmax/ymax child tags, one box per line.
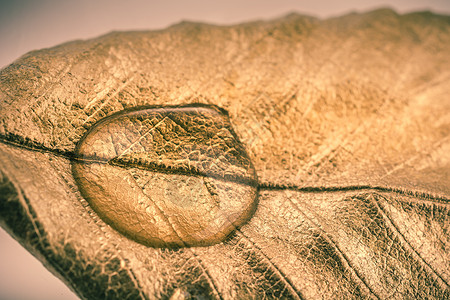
<box><xmin>72</xmin><ymin>105</ymin><xmax>258</xmax><ymax>248</ymax></box>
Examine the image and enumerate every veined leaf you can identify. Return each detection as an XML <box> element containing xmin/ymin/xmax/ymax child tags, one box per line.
<box><xmin>0</xmin><ymin>8</ymin><xmax>449</xmax><ymax>299</ymax></box>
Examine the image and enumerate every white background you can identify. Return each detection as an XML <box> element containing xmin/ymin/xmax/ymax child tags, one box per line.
<box><xmin>1</xmin><ymin>1</ymin><xmax>449</xmax><ymax>299</ymax></box>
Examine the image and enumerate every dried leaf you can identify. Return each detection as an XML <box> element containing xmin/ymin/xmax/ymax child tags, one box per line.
<box><xmin>0</xmin><ymin>8</ymin><xmax>449</xmax><ymax>299</ymax></box>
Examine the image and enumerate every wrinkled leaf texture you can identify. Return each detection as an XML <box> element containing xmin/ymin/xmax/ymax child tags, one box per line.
<box><xmin>0</xmin><ymin>8</ymin><xmax>449</xmax><ymax>300</ymax></box>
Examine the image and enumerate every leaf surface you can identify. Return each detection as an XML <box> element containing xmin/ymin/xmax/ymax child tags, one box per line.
<box><xmin>0</xmin><ymin>8</ymin><xmax>449</xmax><ymax>299</ymax></box>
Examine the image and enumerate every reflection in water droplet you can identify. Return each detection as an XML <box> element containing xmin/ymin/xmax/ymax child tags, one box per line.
<box><xmin>72</xmin><ymin>105</ymin><xmax>258</xmax><ymax>248</ymax></box>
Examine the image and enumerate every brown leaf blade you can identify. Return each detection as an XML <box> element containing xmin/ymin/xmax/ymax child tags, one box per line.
<box><xmin>0</xmin><ymin>8</ymin><xmax>449</xmax><ymax>299</ymax></box>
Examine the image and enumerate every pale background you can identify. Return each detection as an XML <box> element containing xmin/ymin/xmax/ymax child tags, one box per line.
<box><xmin>0</xmin><ymin>0</ymin><xmax>449</xmax><ymax>299</ymax></box>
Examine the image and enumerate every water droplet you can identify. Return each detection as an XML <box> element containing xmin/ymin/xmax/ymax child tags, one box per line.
<box><xmin>72</xmin><ymin>105</ymin><xmax>258</xmax><ymax>248</ymax></box>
